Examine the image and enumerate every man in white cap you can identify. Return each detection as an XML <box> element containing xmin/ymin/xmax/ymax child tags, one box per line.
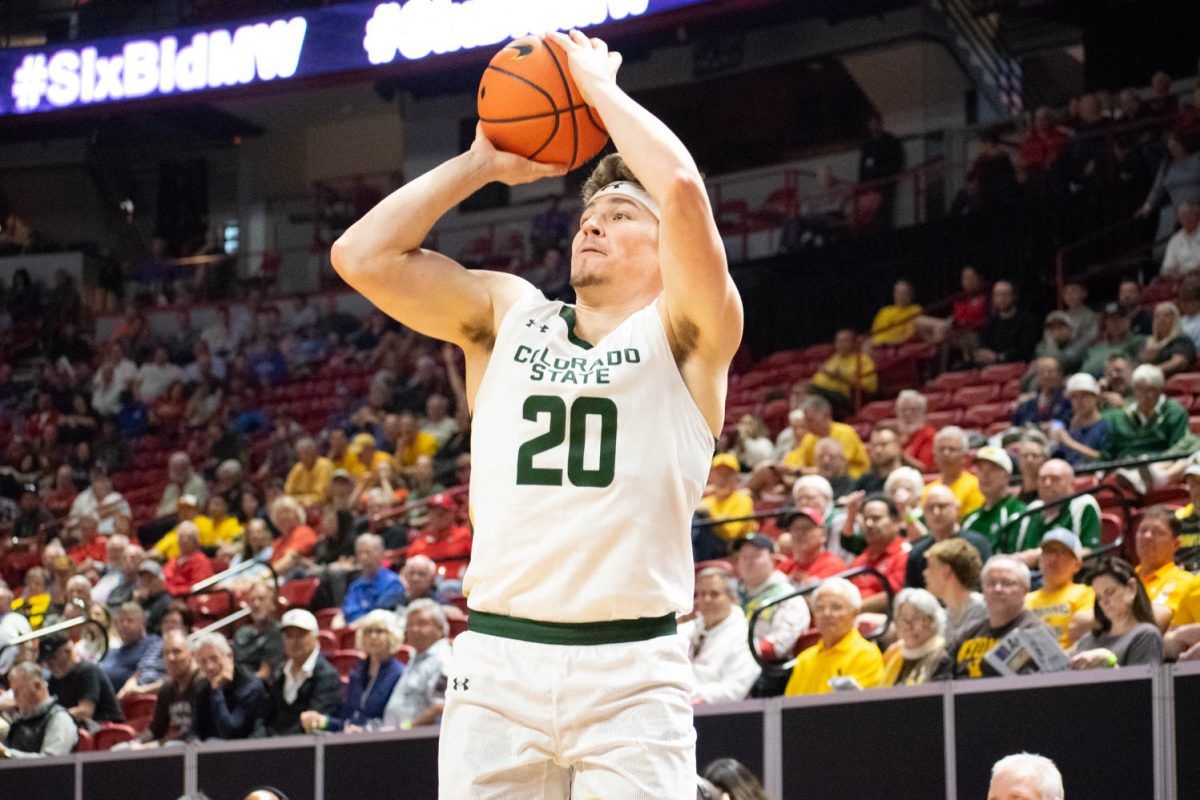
<box><xmin>1024</xmin><ymin>528</ymin><xmax>1093</xmax><ymax>649</ymax></box>
<box><xmin>262</xmin><ymin>609</ymin><xmax>341</xmax><ymax>737</ymax></box>
<box><xmin>962</xmin><ymin>446</ymin><xmax>1026</xmax><ymax>552</ymax></box>
<box><xmin>333</xmin><ymin>30</ymin><xmax>741</xmax><ymax>796</ymax></box>
<box><xmin>1050</xmin><ymin>373</ymin><xmax>1110</xmax><ymax>469</ymax></box>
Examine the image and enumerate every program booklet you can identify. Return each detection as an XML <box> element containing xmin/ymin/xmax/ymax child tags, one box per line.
<box><xmin>983</xmin><ymin>625</ymin><xmax>1070</xmax><ymax>676</ymax></box>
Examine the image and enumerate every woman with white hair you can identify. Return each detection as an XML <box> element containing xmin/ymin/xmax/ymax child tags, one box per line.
<box><xmin>300</xmin><ymin>609</ymin><xmax>405</xmax><ymax>733</ymax></box>
<box><xmin>268</xmin><ymin>496</ymin><xmax>317</xmax><ymax>574</ymax></box>
<box><xmin>882</xmin><ymin>466</ymin><xmax>929</xmax><ymax>542</ymax></box>
<box><xmin>881</xmin><ymin>588</ymin><xmax>953</xmax><ymax>686</ymax></box>
<box><xmin>1139</xmin><ymin>302</ymin><xmax>1196</xmax><ymax>377</ymax></box>
<box><xmin>784</xmin><ymin>577</ymin><xmax>883</xmax><ymax>695</ymax></box>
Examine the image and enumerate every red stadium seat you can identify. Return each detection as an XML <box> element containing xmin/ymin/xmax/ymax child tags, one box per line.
<box><xmin>962</xmin><ymin>401</ymin><xmax>1012</xmax><ymax>429</ymax></box>
<box><xmin>337</xmin><ymin>627</ymin><xmax>358</xmax><ymax>650</ymax></box>
<box><xmin>397</xmin><ymin>646</ymin><xmax>415</xmax><ymax>665</ymax></box>
<box><xmin>855</xmin><ymin>399</ymin><xmax>895</xmax><ymax>424</ymax></box>
<box><xmin>980</xmin><ymin>363</ymin><xmax>1028</xmax><ymax>384</ymax></box>
<box><xmin>120</xmin><ymin>693</ymin><xmax>158</xmax><ymax>733</ymax></box>
<box><xmin>924</xmin><ymin>410</ymin><xmax>963</xmax><ymax>429</ymax></box>
<box><xmin>1192</xmin><ymin>416</ymin><xmax>1200</xmax><ymax>435</ymax></box>
<box><xmin>1165</xmin><ymin>372</ymin><xmax>1200</xmax><ymax>395</ymax></box>
<box><xmin>93</xmin><ymin>723</ymin><xmax>139</xmax><ymax>751</ymax></box>
<box><xmin>327</xmin><ymin>650</ymin><xmax>364</xmax><ymax>680</ymax></box>
<box><xmin>952</xmin><ymin>384</ymin><xmax>1000</xmax><ymax>408</ymax></box>
<box><xmin>802</xmin><ymin>343</ymin><xmax>836</xmax><ymax>362</ymax></box>
<box><xmin>1144</xmin><ymin>485</ymin><xmax>1190</xmax><ymax>506</ymax></box>
<box><xmin>927</xmin><ymin>370</ymin><xmax>978</xmax><ymax>393</ymax></box>
<box><xmin>316</xmin><ymin>608</ymin><xmax>340</xmax><ymax>631</ymax></box>
<box><xmin>922</xmin><ymin>391</ymin><xmax>954</xmax><ymax>411</ymax></box>
<box><xmin>852</xmin><ymin>422</ymin><xmax>874</xmax><ymax>441</ymax></box>
<box><xmin>1100</xmin><ymin>512</ymin><xmax>1123</xmax><ymax>546</ymax></box>
<box><xmin>318</xmin><ymin>630</ymin><xmax>338</xmax><ymax>653</ymax></box>
<box><xmin>1000</xmin><ymin>379</ymin><xmax>1022</xmax><ymax>400</ymax></box>
<box><xmin>277</xmin><ymin>577</ymin><xmax>320</xmax><ymax>609</ymax></box>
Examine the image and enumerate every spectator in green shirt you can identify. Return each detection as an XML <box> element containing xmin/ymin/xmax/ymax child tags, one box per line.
<box><xmin>962</xmin><ymin>447</ymin><xmax>1026</xmax><ymax>553</ymax></box>
<box><xmin>1012</xmin><ymin>459</ymin><xmax>1101</xmax><ymax>566</ymax></box>
<box><xmin>1080</xmin><ymin>305</ymin><xmax>1145</xmax><ymax>378</ymax></box>
<box><xmin>1100</xmin><ymin>364</ymin><xmax>1190</xmax><ymax>461</ymax></box>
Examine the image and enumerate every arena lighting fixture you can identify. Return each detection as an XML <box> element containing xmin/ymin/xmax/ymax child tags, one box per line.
<box><xmin>1</xmin><ymin>0</ymin><xmax>710</xmax><ymax>116</ymax></box>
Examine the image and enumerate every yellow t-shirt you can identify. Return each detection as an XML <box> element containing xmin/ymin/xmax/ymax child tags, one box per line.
<box><xmin>1173</xmin><ymin>579</ymin><xmax>1200</xmax><ymax>626</ymax></box>
<box><xmin>1136</xmin><ymin>561</ymin><xmax>1194</xmax><ymax>619</ymax></box>
<box><xmin>1176</xmin><ymin>504</ymin><xmax>1199</xmax><ymax>550</ymax></box>
<box><xmin>331</xmin><ymin>450</ymin><xmax>363</xmax><ymax>476</ymax></box>
<box><xmin>811</xmin><ymin>353</ymin><xmax>879</xmax><ymax>398</ymax></box>
<box><xmin>354</xmin><ymin>450</ymin><xmax>392</xmax><ymax>473</ymax></box>
<box><xmin>784</xmin><ymin>423</ymin><xmax>871</xmax><ymax>478</ymax></box>
<box><xmin>284</xmin><ymin>457</ymin><xmax>335</xmax><ymax>505</ymax></box>
<box><xmin>701</xmin><ymin>490</ymin><xmax>756</xmax><ymax>541</ymax></box>
<box><xmin>1025</xmin><ymin>583</ymin><xmax>1094</xmax><ymax>649</ymax></box>
<box><xmin>153</xmin><ymin>516</ymin><xmax>244</xmax><ymax>559</ymax></box>
<box><xmin>871</xmin><ymin>304</ymin><xmax>923</xmax><ymax>345</ymax></box>
<box><xmin>394</xmin><ymin>433</ymin><xmax>439</xmax><ymax>468</ymax></box>
<box><xmin>785</xmin><ymin>628</ymin><xmax>883</xmax><ymax>696</ymax></box>
<box><xmin>922</xmin><ymin>471</ymin><xmax>985</xmax><ymax>519</ymax></box>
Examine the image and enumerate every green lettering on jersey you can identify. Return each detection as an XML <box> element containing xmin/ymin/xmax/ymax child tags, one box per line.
<box><xmin>516</xmin><ymin>394</ymin><xmax>617</xmax><ymax>488</ymax></box>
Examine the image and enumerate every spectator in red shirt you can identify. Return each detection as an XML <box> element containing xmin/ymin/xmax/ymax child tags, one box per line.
<box><xmin>849</xmin><ymin>495</ymin><xmax>909</xmax><ymax>612</ymax></box>
<box><xmin>43</xmin><ymin>465</ymin><xmax>78</xmax><ymax>518</ymax></box>
<box><xmin>407</xmin><ymin>493</ymin><xmax>471</xmax><ymax>563</ymax></box>
<box><xmin>164</xmin><ymin>522</ymin><xmax>214</xmax><ymax>597</ymax></box>
<box><xmin>269</xmin><ymin>496</ymin><xmax>319</xmax><ymax>573</ymax></box>
<box><xmin>1018</xmin><ymin>107</ymin><xmax>1070</xmax><ymax>181</ymax></box>
<box><xmin>782</xmin><ymin>508</ymin><xmax>846</xmax><ymax>586</ymax></box>
<box><xmin>953</xmin><ymin>266</ymin><xmax>989</xmax><ymax>331</ymax></box>
<box><xmin>895</xmin><ymin>390</ymin><xmax>937</xmax><ymax>472</ymax></box>
<box><xmin>67</xmin><ymin>514</ymin><xmax>108</xmax><ymax>571</ymax></box>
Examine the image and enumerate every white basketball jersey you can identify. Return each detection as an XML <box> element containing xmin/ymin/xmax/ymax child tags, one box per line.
<box><xmin>463</xmin><ymin>290</ymin><xmax>714</xmax><ymax>623</ymax></box>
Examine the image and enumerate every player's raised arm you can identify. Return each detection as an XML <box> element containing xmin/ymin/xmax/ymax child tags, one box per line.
<box><xmin>330</xmin><ymin>127</ymin><xmax>566</xmax><ymax>349</ymax></box>
<box><xmin>548</xmin><ymin>30</ymin><xmax>742</xmax><ymax>363</ymax></box>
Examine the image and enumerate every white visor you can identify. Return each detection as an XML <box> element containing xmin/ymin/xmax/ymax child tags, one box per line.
<box><xmin>589</xmin><ymin>181</ymin><xmax>660</xmax><ymax>219</ymax></box>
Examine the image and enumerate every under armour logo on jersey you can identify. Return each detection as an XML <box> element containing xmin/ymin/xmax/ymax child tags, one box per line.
<box><xmin>451</xmin><ymin>677</ymin><xmax>470</xmax><ymax>691</ymax></box>
<box><xmin>526</xmin><ymin>319</ymin><xmax>548</xmax><ymax>333</ymax></box>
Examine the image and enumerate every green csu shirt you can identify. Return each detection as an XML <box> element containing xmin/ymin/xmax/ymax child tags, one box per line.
<box><xmin>1012</xmin><ymin>495</ymin><xmax>1102</xmax><ymax>552</ymax></box>
<box><xmin>961</xmin><ymin>495</ymin><xmax>1027</xmax><ymax>553</ymax></box>
<box><xmin>1100</xmin><ymin>397</ymin><xmax>1189</xmax><ymax>460</ymax></box>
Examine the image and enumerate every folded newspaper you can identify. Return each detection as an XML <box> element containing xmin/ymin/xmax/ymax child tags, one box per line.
<box><xmin>983</xmin><ymin>625</ymin><xmax>1069</xmax><ymax>676</ymax></box>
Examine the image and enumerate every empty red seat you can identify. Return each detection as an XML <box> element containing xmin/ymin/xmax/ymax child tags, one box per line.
<box><xmin>1100</xmin><ymin>512</ymin><xmax>1123</xmax><ymax>546</ymax></box>
<box><xmin>923</xmin><ymin>391</ymin><xmax>954</xmax><ymax>411</ymax></box>
<box><xmin>1144</xmin><ymin>484</ymin><xmax>1189</xmax><ymax>505</ymax></box>
<box><xmin>1000</xmin><ymin>379</ymin><xmax>1022</xmax><ymax>400</ymax></box>
<box><xmin>120</xmin><ymin>693</ymin><xmax>158</xmax><ymax>733</ymax></box>
<box><xmin>93</xmin><ymin>723</ymin><xmax>139</xmax><ymax>751</ymax></box>
<box><xmin>327</xmin><ymin>649</ymin><xmax>364</xmax><ymax>680</ymax></box>
<box><xmin>803</xmin><ymin>343</ymin><xmax>836</xmax><ymax>361</ymax></box>
<box><xmin>855</xmin><ymin>399</ymin><xmax>896</xmax><ymax>424</ymax></box>
<box><xmin>318</xmin><ymin>630</ymin><xmax>338</xmax><ymax>653</ymax></box>
<box><xmin>927</xmin><ymin>370</ymin><xmax>979</xmax><ymax>393</ymax></box>
<box><xmin>962</xmin><ymin>401</ymin><xmax>1012</xmax><ymax>428</ymax></box>
<box><xmin>980</xmin><ymin>362</ymin><xmax>1028</xmax><ymax>383</ymax></box>
<box><xmin>278</xmin><ymin>577</ymin><xmax>320</xmax><ymax>609</ymax></box>
<box><xmin>924</xmin><ymin>409</ymin><xmax>963</xmax><ymax>429</ymax></box>
<box><xmin>1192</xmin><ymin>416</ymin><xmax>1200</xmax><ymax>434</ymax></box>
<box><xmin>316</xmin><ymin>608</ymin><xmax>340</xmax><ymax>630</ymax></box>
<box><xmin>952</xmin><ymin>384</ymin><xmax>1001</xmax><ymax>408</ymax></box>
<box><xmin>1166</xmin><ymin>372</ymin><xmax>1200</xmax><ymax>395</ymax></box>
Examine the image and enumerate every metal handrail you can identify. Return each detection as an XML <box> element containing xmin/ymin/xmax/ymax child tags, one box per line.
<box><xmin>746</xmin><ymin>564</ymin><xmax>895</xmax><ymax>672</ymax></box>
<box><xmin>189</xmin><ymin>608</ymin><xmax>253</xmax><ymax>640</ymax></box>
<box><xmin>0</xmin><ymin>615</ymin><xmax>110</xmax><ymax>661</ymax></box>
<box><xmin>188</xmin><ymin>557</ymin><xmax>278</xmax><ymax>595</ymax></box>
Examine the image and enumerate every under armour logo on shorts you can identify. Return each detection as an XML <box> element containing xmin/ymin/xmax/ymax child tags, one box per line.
<box><xmin>451</xmin><ymin>677</ymin><xmax>470</xmax><ymax>691</ymax></box>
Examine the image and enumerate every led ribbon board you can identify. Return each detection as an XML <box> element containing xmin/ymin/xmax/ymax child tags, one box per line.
<box><xmin>1</xmin><ymin>0</ymin><xmax>712</xmax><ymax>117</ymax></box>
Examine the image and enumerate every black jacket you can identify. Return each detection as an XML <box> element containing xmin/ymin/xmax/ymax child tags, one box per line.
<box><xmin>262</xmin><ymin>653</ymin><xmax>342</xmax><ymax>736</ymax></box>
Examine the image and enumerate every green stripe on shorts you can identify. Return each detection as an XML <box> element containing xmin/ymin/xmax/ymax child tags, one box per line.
<box><xmin>467</xmin><ymin>610</ymin><xmax>677</xmax><ymax>645</ymax></box>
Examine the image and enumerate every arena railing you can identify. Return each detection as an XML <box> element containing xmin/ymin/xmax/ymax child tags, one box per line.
<box><xmin>746</xmin><ymin>564</ymin><xmax>896</xmax><ymax>673</ymax></box>
<box><xmin>182</xmin><ymin>558</ymin><xmax>279</xmax><ymax>627</ymax></box>
<box><xmin>368</xmin><ymin>484</ymin><xmax>469</xmax><ymax>534</ymax></box>
<box><xmin>0</xmin><ymin>610</ymin><xmax>110</xmax><ymax>662</ymax></box>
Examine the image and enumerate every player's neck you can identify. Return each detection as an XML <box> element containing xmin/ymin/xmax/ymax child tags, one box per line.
<box><xmin>570</xmin><ymin>291</ymin><xmax>659</xmax><ymax>341</ymax></box>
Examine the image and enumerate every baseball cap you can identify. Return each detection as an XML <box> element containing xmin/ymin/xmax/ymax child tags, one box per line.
<box><xmin>1103</xmin><ymin>302</ymin><xmax>1128</xmax><ymax>317</ymax></box>
<box><xmin>352</xmin><ymin>433</ymin><xmax>376</xmax><ymax>449</ymax></box>
<box><xmin>783</xmin><ymin>506</ymin><xmax>825</xmax><ymax>529</ymax></box>
<box><xmin>331</xmin><ymin>468</ymin><xmax>353</xmax><ymax>482</ymax></box>
<box><xmin>137</xmin><ymin>559</ymin><xmax>164</xmax><ymax>578</ymax></box>
<box><xmin>1065</xmin><ymin>373</ymin><xmax>1101</xmax><ymax>396</ymax></box>
<box><xmin>1044</xmin><ymin>310</ymin><xmax>1073</xmax><ymax>329</ymax></box>
<box><xmin>37</xmin><ymin>633</ymin><xmax>70</xmax><ymax>662</ymax></box>
<box><xmin>731</xmin><ymin>533</ymin><xmax>775</xmax><ymax>553</ymax></box>
<box><xmin>280</xmin><ymin>608</ymin><xmax>319</xmax><ymax>633</ymax></box>
<box><xmin>427</xmin><ymin>492</ymin><xmax>456</xmax><ymax>512</ymax></box>
<box><xmin>711</xmin><ymin>453</ymin><xmax>740</xmax><ymax>472</ymax></box>
<box><xmin>974</xmin><ymin>446</ymin><xmax>1013</xmax><ymax>475</ymax></box>
<box><xmin>176</xmin><ymin>494</ymin><xmax>199</xmax><ymax>509</ymax></box>
<box><xmin>1040</xmin><ymin>528</ymin><xmax>1083</xmax><ymax>560</ymax></box>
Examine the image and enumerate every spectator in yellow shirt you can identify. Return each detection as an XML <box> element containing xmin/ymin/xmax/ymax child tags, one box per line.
<box><xmin>871</xmin><ymin>279</ymin><xmax>924</xmax><ymax>345</ymax></box>
<box><xmin>701</xmin><ymin>454</ymin><xmax>755</xmax><ymax>542</ymax></box>
<box><xmin>153</xmin><ymin>494</ymin><xmax>244</xmax><ymax>559</ymax></box>
<box><xmin>327</xmin><ymin>427</ymin><xmax>361</xmax><ymax>476</ymax></box>
<box><xmin>785</xmin><ymin>577</ymin><xmax>883</xmax><ymax>695</ymax></box>
<box><xmin>784</xmin><ymin>395</ymin><xmax>870</xmax><ymax>478</ymax></box>
<box><xmin>810</xmin><ymin>330</ymin><xmax>877</xmax><ymax>417</ymax></box>
<box><xmin>284</xmin><ymin>437</ymin><xmax>335</xmax><ymax>506</ymax></box>
<box><xmin>1025</xmin><ymin>529</ymin><xmax>1094</xmax><ymax>649</ymax></box>
<box><xmin>393</xmin><ymin>411</ymin><xmax>439</xmax><ymax>469</ymax></box>
<box><xmin>352</xmin><ymin>432</ymin><xmax>392</xmax><ymax>474</ymax></box>
<box><xmin>921</xmin><ymin>426</ymin><xmax>985</xmax><ymax>518</ymax></box>
<box><xmin>1133</xmin><ymin>507</ymin><xmax>1194</xmax><ymax>629</ymax></box>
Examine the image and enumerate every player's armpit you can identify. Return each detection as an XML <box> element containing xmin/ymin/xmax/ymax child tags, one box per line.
<box><xmin>656</xmin><ymin>170</ymin><xmax>743</xmax><ymax>364</ymax></box>
<box><xmin>331</xmin><ymin>244</ymin><xmax>533</xmax><ymax>351</ymax></box>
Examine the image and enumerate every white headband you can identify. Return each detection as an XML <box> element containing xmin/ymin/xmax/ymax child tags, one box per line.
<box><xmin>589</xmin><ymin>181</ymin><xmax>660</xmax><ymax>219</ymax></box>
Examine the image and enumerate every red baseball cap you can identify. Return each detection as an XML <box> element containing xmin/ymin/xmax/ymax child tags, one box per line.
<box><xmin>427</xmin><ymin>492</ymin><xmax>456</xmax><ymax>511</ymax></box>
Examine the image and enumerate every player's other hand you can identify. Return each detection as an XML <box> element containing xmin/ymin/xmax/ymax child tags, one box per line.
<box><xmin>470</xmin><ymin>123</ymin><xmax>567</xmax><ymax>186</ymax></box>
<box><xmin>547</xmin><ymin>30</ymin><xmax>621</xmax><ymax>107</ymax></box>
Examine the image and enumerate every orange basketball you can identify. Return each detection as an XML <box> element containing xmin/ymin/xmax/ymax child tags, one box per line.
<box><xmin>477</xmin><ymin>35</ymin><xmax>609</xmax><ymax>171</ymax></box>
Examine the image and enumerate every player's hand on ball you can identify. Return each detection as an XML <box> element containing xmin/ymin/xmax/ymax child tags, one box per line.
<box><xmin>547</xmin><ymin>29</ymin><xmax>622</xmax><ymax>107</ymax></box>
<box><xmin>470</xmin><ymin>123</ymin><xmax>567</xmax><ymax>185</ymax></box>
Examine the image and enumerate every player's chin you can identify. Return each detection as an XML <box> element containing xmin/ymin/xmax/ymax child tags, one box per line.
<box><xmin>569</xmin><ymin>269</ymin><xmax>608</xmax><ymax>289</ymax></box>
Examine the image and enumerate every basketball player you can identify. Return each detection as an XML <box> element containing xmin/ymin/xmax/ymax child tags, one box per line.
<box><xmin>331</xmin><ymin>29</ymin><xmax>742</xmax><ymax>799</ymax></box>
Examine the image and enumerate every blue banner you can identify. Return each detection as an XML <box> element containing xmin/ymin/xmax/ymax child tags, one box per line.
<box><xmin>1</xmin><ymin>0</ymin><xmax>713</xmax><ymax>117</ymax></box>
